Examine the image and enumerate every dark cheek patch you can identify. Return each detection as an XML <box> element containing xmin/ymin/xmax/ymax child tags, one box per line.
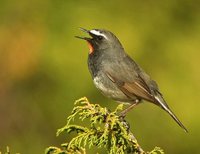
<box><xmin>87</xmin><ymin>41</ymin><xmax>94</xmax><ymax>54</ymax></box>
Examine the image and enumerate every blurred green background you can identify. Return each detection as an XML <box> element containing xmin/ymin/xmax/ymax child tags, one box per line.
<box><xmin>0</xmin><ymin>0</ymin><xmax>199</xmax><ymax>153</ymax></box>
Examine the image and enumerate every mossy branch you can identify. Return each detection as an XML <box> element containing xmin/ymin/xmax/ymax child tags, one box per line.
<box><xmin>45</xmin><ymin>97</ymin><xmax>164</xmax><ymax>154</ymax></box>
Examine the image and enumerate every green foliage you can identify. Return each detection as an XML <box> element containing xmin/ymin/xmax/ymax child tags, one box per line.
<box><xmin>45</xmin><ymin>97</ymin><xmax>164</xmax><ymax>154</ymax></box>
<box><xmin>0</xmin><ymin>147</ymin><xmax>20</xmax><ymax>154</ymax></box>
<box><xmin>0</xmin><ymin>147</ymin><xmax>9</xmax><ymax>154</ymax></box>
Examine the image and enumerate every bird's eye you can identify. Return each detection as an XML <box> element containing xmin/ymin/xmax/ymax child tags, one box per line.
<box><xmin>98</xmin><ymin>36</ymin><xmax>103</xmax><ymax>40</ymax></box>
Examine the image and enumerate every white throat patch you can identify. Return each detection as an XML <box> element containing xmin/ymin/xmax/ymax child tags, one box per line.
<box><xmin>90</xmin><ymin>30</ymin><xmax>108</xmax><ymax>40</ymax></box>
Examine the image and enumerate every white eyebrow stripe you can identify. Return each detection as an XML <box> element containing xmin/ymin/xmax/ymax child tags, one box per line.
<box><xmin>90</xmin><ymin>30</ymin><xmax>108</xmax><ymax>39</ymax></box>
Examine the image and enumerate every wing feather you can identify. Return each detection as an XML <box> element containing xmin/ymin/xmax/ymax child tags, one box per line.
<box><xmin>106</xmin><ymin>72</ymin><xmax>155</xmax><ymax>102</ymax></box>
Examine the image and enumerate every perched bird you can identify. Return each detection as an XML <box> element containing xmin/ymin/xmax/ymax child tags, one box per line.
<box><xmin>76</xmin><ymin>28</ymin><xmax>188</xmax><ymax>132</ymax></box>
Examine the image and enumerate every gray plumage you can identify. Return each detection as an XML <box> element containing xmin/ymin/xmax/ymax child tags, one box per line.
<box><xmin>77</xmin><ymin>28</ymin><xmax>188</xmax><ymax>132</ymax></box>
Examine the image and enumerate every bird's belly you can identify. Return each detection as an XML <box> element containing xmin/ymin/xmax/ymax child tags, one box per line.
<box><xmin>93</xmin><ymin>75</ymin><xmax>133</xmax><ymax>102</ymax></box>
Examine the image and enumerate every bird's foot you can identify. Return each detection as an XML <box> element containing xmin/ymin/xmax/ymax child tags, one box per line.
<box><xmin>118</xmin><ymin>102</ymin><xmax>139</xmax><ymax>119</ymax></box>
<box><xmin>118</xmin><ymin>111</ymin><xmax>127</xmax><ymax>119</ymax></box>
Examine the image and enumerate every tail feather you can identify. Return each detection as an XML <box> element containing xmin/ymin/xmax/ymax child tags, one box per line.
<box><xmin>154</xmin><ymin>95</ymin><xmax>188</xmax><ymax>133</ymax></box>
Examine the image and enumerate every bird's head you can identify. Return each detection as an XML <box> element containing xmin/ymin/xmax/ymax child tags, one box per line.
<box><xmin>76</xmin><ymin>28</ymin><xmax>123</xmax><ymax>54</ymax></box>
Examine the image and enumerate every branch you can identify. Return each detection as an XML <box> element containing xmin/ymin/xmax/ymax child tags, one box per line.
<box><xmin>45</xmin><ymin>97</ymin><xmax>164</xmax><ymax>154</ymax></box>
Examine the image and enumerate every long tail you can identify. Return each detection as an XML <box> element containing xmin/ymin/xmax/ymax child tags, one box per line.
<box><xmin>154</xmin><ymin>94</ymin><xmax>188</xmax><ymax>133</ymax></box>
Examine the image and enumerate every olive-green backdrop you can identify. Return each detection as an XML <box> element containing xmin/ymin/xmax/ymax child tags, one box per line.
<box><xmin>0</xmin><ymin>0</ymin><xmax>199</xmax><ymax>153</ymax></box>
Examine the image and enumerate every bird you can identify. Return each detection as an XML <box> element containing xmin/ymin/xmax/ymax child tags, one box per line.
<box><xmin>75</xmin><ymin>27</ymin><xmax>188</xmax><ymax>132</ymax></box>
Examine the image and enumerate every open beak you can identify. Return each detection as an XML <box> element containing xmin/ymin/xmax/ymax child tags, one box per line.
<box><xmin>79</xmin><ymin>27</ymin><xmax>89</xmax><ymax>33</ymax></box>
<box><xmin>75</xmin><ymin>27</ymin><xmax>93</xmax><ymax>41</ymax></box>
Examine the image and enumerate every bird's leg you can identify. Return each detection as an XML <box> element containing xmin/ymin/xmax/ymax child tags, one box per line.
<box><xmin>119</xmin><ymin>100</ymin><xmax>139</xmax><ymax>118</ymax></box>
